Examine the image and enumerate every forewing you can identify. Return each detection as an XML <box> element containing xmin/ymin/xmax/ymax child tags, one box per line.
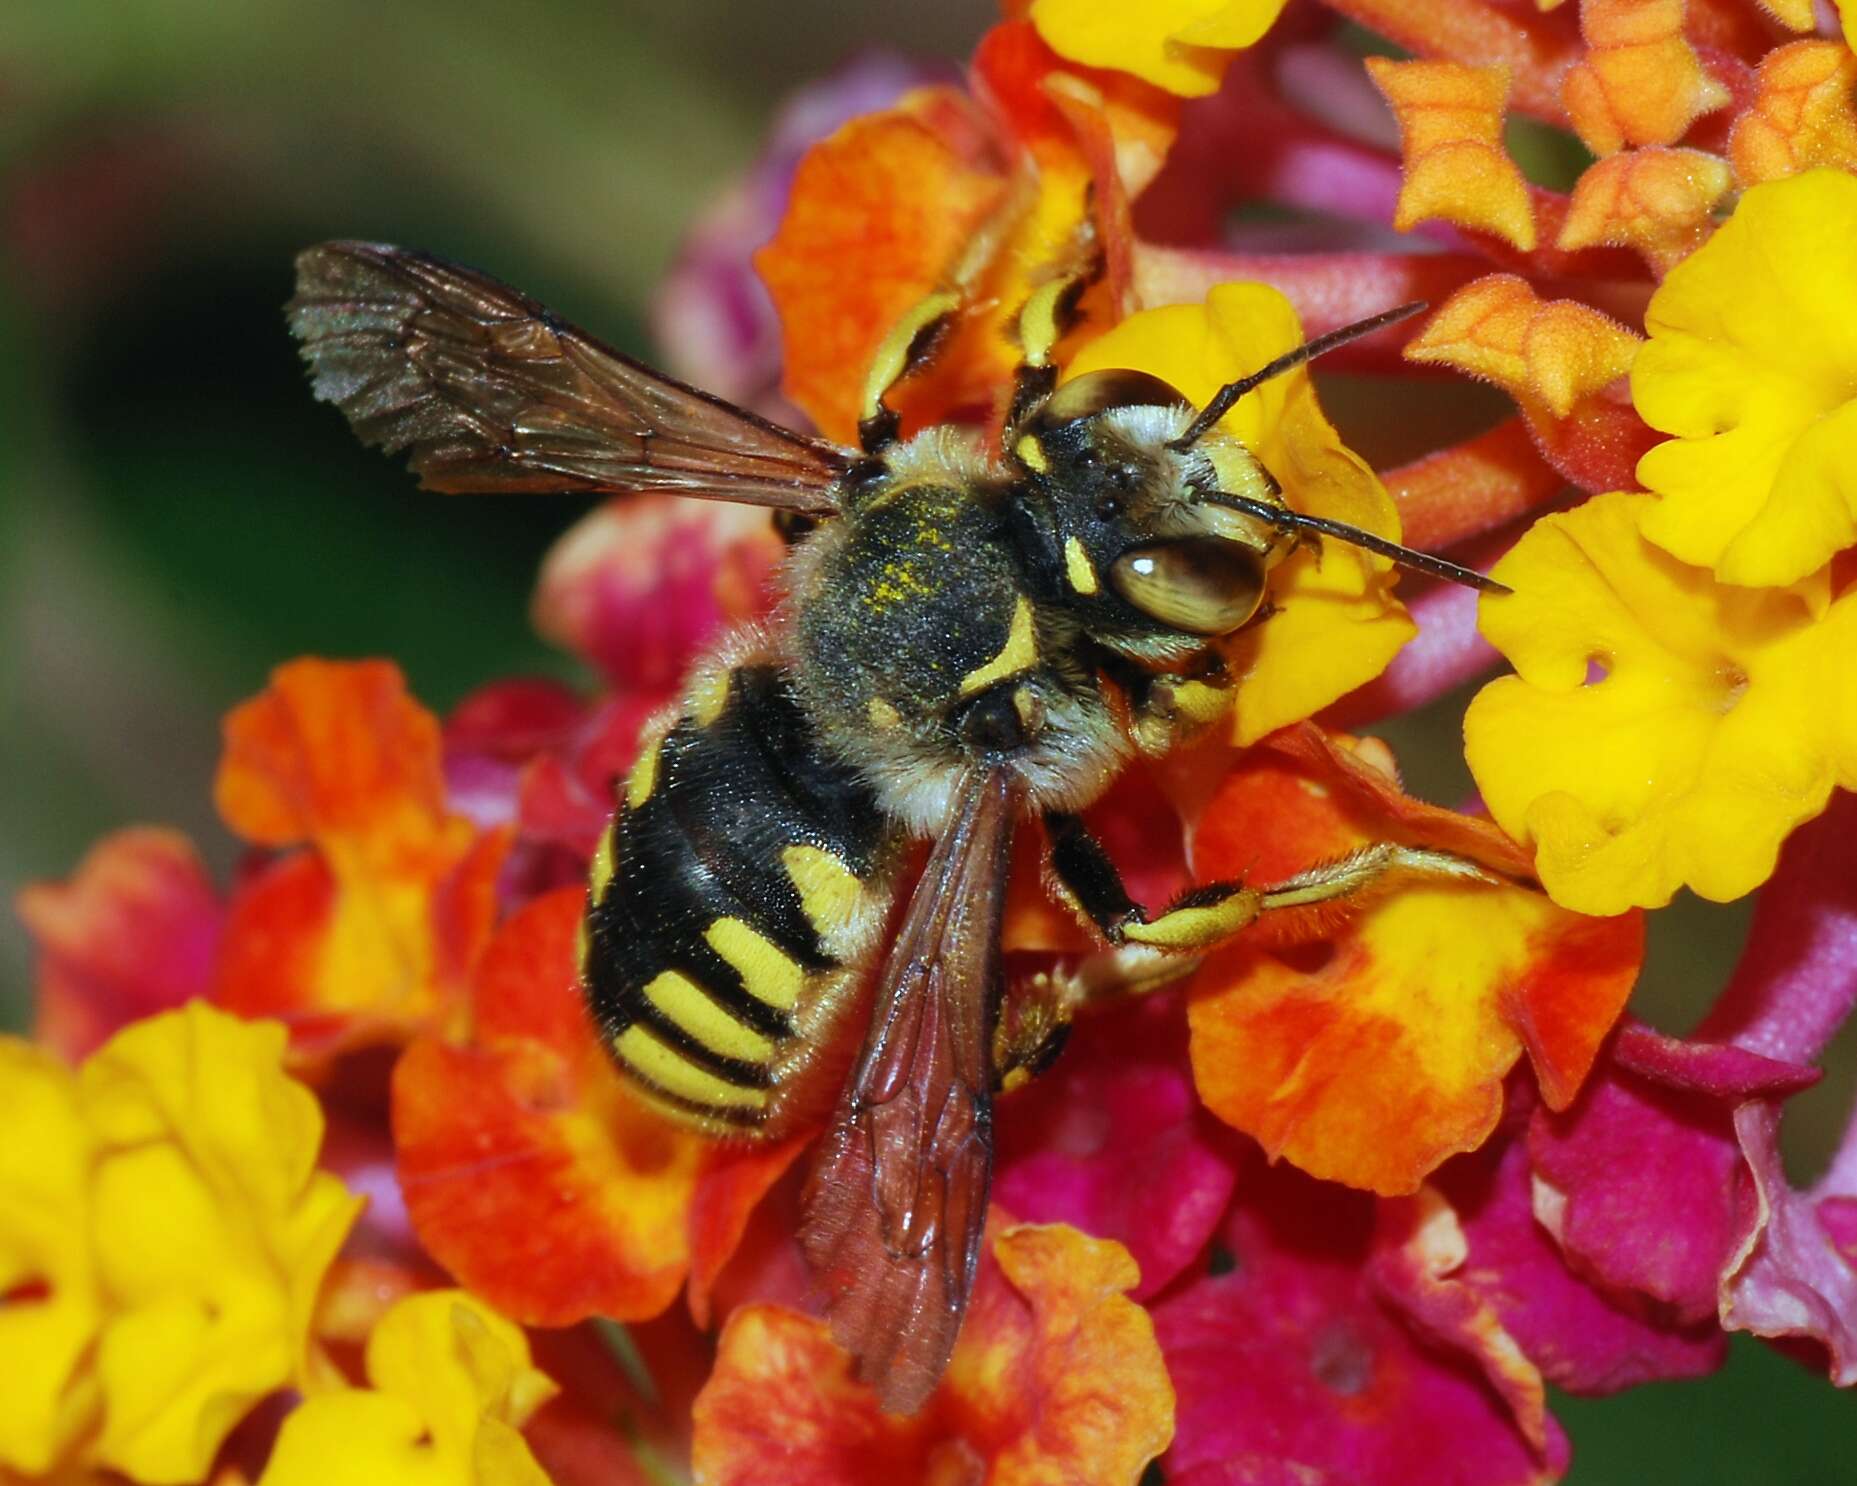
<box><xmin>288</xmin><ymin>240</ymin><xmax>848</xmax><ymax>511</ymax></box>
<box><xmin>799</xmin><ymin>769</ymin><xmax>1019</xmax><ymax>1415</ymax></box>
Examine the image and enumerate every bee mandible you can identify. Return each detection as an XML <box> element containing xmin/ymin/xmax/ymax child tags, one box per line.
<box><xmin>289</xmin><ymin>240</ymin><xmax>1505</xmax><ymax>1414</ymax></box>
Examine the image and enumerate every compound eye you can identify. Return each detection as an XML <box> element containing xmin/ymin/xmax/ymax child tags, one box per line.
<box><xmin>1109</xmin><ymin>537</ymin><xmax>1266</xmax><ymax>635</ymax></box>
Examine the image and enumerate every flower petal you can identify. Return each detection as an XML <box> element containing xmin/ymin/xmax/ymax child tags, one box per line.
<box><xmin>1465</xmin><ymin>491</ymin><xmax>1857</xmax><ymax>912</ymax></box>
<box><xmin>259</xmin><ymin>1291</ymin><xmax>557</xmax><ymax>1486</ymax></box>
<box><xmin>1557</xmin><ymin>0</ymin><xmax>1729</xmax><ymax>156</ymax></box>
<box><xmin>758</xmin><ymin>21</ymin><xmax>1171</xmax><ymax>441</ymax></box>
<box><xmin>685</xmin><ymin>1137</ymin><xmax>811</xmax><ymax>1330</ymax></box>
<box><xmin>755</xmin><ymin>90</ymin><xmax>1008</xmax><ymax>441</ymax></box>
<box><xmin>0</xmin><ymin>1041</ymin><xmax>100</xmax><ymax>1476</ymax></box>
<box><xmin>214</xmin><ymin>660</ymin><xmax>509</xmax><ymax>1056</ymax></box>
<box><xmin>1157</xmin><ymin>1158</ymin><xmax>1567</xmax><ymax>1485</ymax></box>
<box><xmin>1529</xmin><ymin>1057</ymin><xmax>1740</xmax><ymax>1325</ymax></box>
<box><xmin>1030</xmin><ymin>0</ymin><xmax>1290</xmax><ymax>97</ymax></box>
<box><xmin>652</xmin><ymin>54</ymin><xmax>942</xmax><ymax>413</ymax></box>
<box><xmin>1721</xmin><ymin>1103</ymin><xmax>1857</xmax><ymax>1382</ymax></box>
<box><xmin>1370</xmin><ymin>1187</ymin><xmax>1553</xmax><ymax>1452</ymax></box>
<box><xmin>1728</xmin><ymin>41</ymin><xmax>1857</xmax><ymax>187</ymax></box>
<box><xmin>1634</xmin><ymin>168</ymin><xmax>1857</xmax><ymax>585</ymax></box>
<box><xmin>16</xmin><ymin>827</ymin><xmax>223</xmax><ymax>1060</ymax></box>
<box><xmin>393</xmin><ymin>888</ymin><xmax>709</xmax><ymax>1326</ymax></box>
<box><xmin>1690</xmin><ymin>793</ymin><xmax>1857</xmax><ymax>1378</ymax></box>
<box><xmin>530</xmin><ymin>497</ymin><xmax>785</xmax><ymax>690</ymax></box>
<box><xmin>690</xmin><ymin>1223</ymin><xmax>1172</xmax><ymax>1485</ymax></box>
<box><xmin>80</xmin><ymin>1004</ymin><xmax>363</xmax><ymax>1483</ymax></box>
<box><xmin>1185</xmin><ymin>728</ymin><xmax>1640</xmax><ymax>1195</ymax></box>
<box><xmin>1365</xmin><ymin>59</ymin><xmax>1536</xmax><ymax>251</ymax></box>
<box><xmin>995</xmin><ymin>994</ymin><xmax>1243</xmax><ymax>1299</ymax></box>
<box><xmin>1377</xmin><ymin>1126</ymin><xmax>1724</xmax><ymax>1398</ymax></box>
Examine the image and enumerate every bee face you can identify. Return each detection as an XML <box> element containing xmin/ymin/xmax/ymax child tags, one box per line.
<box><xmin>1015</xmin><ymin>369</ymin><xmax>1288</xmax><ymax>655</ymax></box>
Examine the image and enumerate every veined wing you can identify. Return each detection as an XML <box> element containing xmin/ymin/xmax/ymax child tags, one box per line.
<box><xmin>288</xmin><ymin>241</ymin><xmax>849</xmax><ymax>512</ymax></box>
<box><xmin>799</xmin><ymin>769</ymin><xmax>1019</xmax><ymax>1415</ymax></box>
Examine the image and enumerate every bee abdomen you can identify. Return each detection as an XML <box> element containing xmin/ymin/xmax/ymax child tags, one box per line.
<box><xmin>581</xmin><ymin>659</ymin><xmax>895</xmax><ymax>1134</ymax></box>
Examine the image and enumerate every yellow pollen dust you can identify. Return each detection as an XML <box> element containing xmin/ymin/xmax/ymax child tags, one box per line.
<box><xmin>960</xmin><ymin>595</ymin><xmax>1039</xmax><ymax>695</ymax></box>
<box><xmin>866</xmin><ymin>558</ymin><xmax>936</xmax><ymax>612</ymax></box>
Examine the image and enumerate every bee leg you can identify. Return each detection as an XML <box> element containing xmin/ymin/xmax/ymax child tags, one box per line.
<box><xmin>993</xmin><ymin>973</ymin><xmax>1074</xmax><ymax>1094</ymax></box>
<box><xmin>993</xmin><ymin>945</ymin><xmax>1199</xmax><ymax>1093</ymax></box>
<box><xmin>1003</xmin><ymin>237</ymin><xmax>1104</xmax><ymax>440</ymax></box>
<box><xmin>1044</xmin><ymin>812</ymin><xmax>1500</xmax><ymax>954</ymax></box>
<box><xmin>856</xmin><ymin>290</ymin><xmax>962</xmax><ymax>453</ymax></box>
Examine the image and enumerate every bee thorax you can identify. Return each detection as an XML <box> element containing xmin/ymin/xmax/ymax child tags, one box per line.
<box><xmin>780</xmin><ymin>448</ymin><xmax>1127</xmax><ymax>832</ymax></box>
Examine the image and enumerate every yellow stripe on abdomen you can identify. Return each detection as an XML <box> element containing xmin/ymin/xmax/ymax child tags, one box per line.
<box><xmin>640</xmin><ymin>969</ymin><xmax>775</xmax><ymax>1062</ymax></box>
<box><xmin>613</xmin><ymin>1026</ymin><xmax>768</xmax><ymax>1112</ymax></box>
<box><xmin>704</xmin><ymin>917</ymin><xmax>803</xmax><ymax>1013</ymax></box>
<box><xmin>782</xmin><ymin>846</ymin><xmax>864</xmax><ymax>939</ymax></box>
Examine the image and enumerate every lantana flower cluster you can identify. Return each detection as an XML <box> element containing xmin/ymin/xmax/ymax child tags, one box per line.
<box><xmin>12</xmin><ymin>2</ymin><xmax>1857</xmax><ymax>1482</ymax></box>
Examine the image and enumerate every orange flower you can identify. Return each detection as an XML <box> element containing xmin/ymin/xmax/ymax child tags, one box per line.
<box><xmin>1406</xmin><ymin>275</ymin><xmax>1641</xmax><ymax>423</ymax></box>
<box><xmin>691</xmin><ymin>1223</ymin><xmax>1173</xmax><ymax>1485</ymax></box>
<box><xmin>392</xmin><ymin>888</ymin><xmax>805</xmax><ymax>1328</ymax></box>
<box><xmin>1558</xmin><ymin>0</ymin><xmax>1729</xmax><ymax>156</ymax></box>
<box><xmin>756</xmin><ymin>20</ymin><xmax>1176</xmax><ymax>442</ymax></box>
<box><xmin>1365</xmin><ymin>59</ymin><xmax>1537</xmax><ymax>251</ymax></box>
<box><xmin>1729</xmin><ymin>41</ymin><xmax>1857</xmax><ymax>187</ymax></box>
<box><xmin>1182</xmin><ymin>727</ymin><xmax>1642</xmax><ymax>1196</ymax></box>
<box><xmin>1404</xmin><ymin>273</ymin><xmax>1653</xmax><ymax>493</ymax></box>
<box><xmin>1556</xmin><ymin>146</ymin><xmax>1734</xmax><ymax>274</ymax></box>
<box><xmin>16</xmin><ymin>827</ymin><xmax>222</xmax><ymax>1061</ymax></box>
<box><xmin>213</xmin><ymin>659</ymin><xmax>509</xmax><ymax>1060</ymax></box>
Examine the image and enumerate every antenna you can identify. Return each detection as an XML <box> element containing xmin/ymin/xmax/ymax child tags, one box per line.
<box><xmin>1168</xmin><ymin>301</ymin><xmax>1429</xmax><ymax>451</ymax></box>
<box><xmin>1201</xmin><ymin>490</ymin><xmax>1510</xmax><ymax>595</ymax></box>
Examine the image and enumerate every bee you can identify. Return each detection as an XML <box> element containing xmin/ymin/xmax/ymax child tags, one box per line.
<box><xmin>288</xmin><ymin>241</ymin><xmax>1505</xmax><ymax>1414</ymax></box>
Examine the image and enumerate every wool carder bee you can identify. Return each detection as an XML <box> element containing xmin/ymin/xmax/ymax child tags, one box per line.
<box><xmin>289</xmin><ymin>241</ymin><xmax>1507</xmax><ymax>1414</ymax></box>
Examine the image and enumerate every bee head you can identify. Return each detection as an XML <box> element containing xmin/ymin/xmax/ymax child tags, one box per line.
<box><xmin>1008</xmin><ymin>305</ymin><xmax>1507</xmax><ymax>662</ymax></box>
<box><xmin>1013</xmin><ymin>368</ymin><xmax>1290</xmax><ymax>656</ymax></box>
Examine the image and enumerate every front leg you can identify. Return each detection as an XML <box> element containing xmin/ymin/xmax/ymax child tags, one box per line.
<box><xmin>1043</xmin><ymin>811</ymin><xmax>1499</xmax><ymax>952</ymax></box>
<box><xmin>993</xmin><ymin>812</ymin><xmax>1502</xmax><ymax>1091</ymax></box>
<box><xmin>856</xmin><ymin>290</ymin><xmax>961</xmax><ymax>454</ymax></box>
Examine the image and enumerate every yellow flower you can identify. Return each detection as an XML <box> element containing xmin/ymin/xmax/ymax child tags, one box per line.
<box><xmin>81</xmin><ymin>1003</ymin><xmax>364</xmax><ymax>1484</ymax></box>
<box><xmin>0</xmin><ymin>1044</ymin><xmax>100</xmax><ymax>1477</ymax></box>
<box><xmin>0</xmin><ymin>1006</ymin><xmax>362</xmax><ymax>1485</ymax></box>
<box><xmin>259</xmin><ymin>1292</ymin><xmax>558</xmax><ymax>1486</ymax></box>
<box><xmin>1464</xmin><ymin>492</ymin><xmax>1857</xmax><ymax>913</ymax></box>
<box><xmin>1063</xmin><ymin>282</ymin><xmax>1414</xmax><ymax>744</ymax></box>
<box><xmin>1632</xmin><ymin>168</ymin><xmax>1857</xmax><ymax>587</ymax></box>
<box><xmin>1030</xmin><ymin>0</ymin><xmax>1290</xmax><ymax>96</ymax></box>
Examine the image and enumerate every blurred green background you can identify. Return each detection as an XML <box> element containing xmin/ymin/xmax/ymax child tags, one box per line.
<box><xmin>1</xmin><ymin>2</ymin><xmax>1850</xmax><ymax>1478</ymax></box>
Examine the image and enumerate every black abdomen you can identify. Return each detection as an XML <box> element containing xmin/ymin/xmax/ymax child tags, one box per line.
<box><xmin>581</xmin><ymin>659</ymin><xmax>896</xmax><ymax>1133</ymax></box>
